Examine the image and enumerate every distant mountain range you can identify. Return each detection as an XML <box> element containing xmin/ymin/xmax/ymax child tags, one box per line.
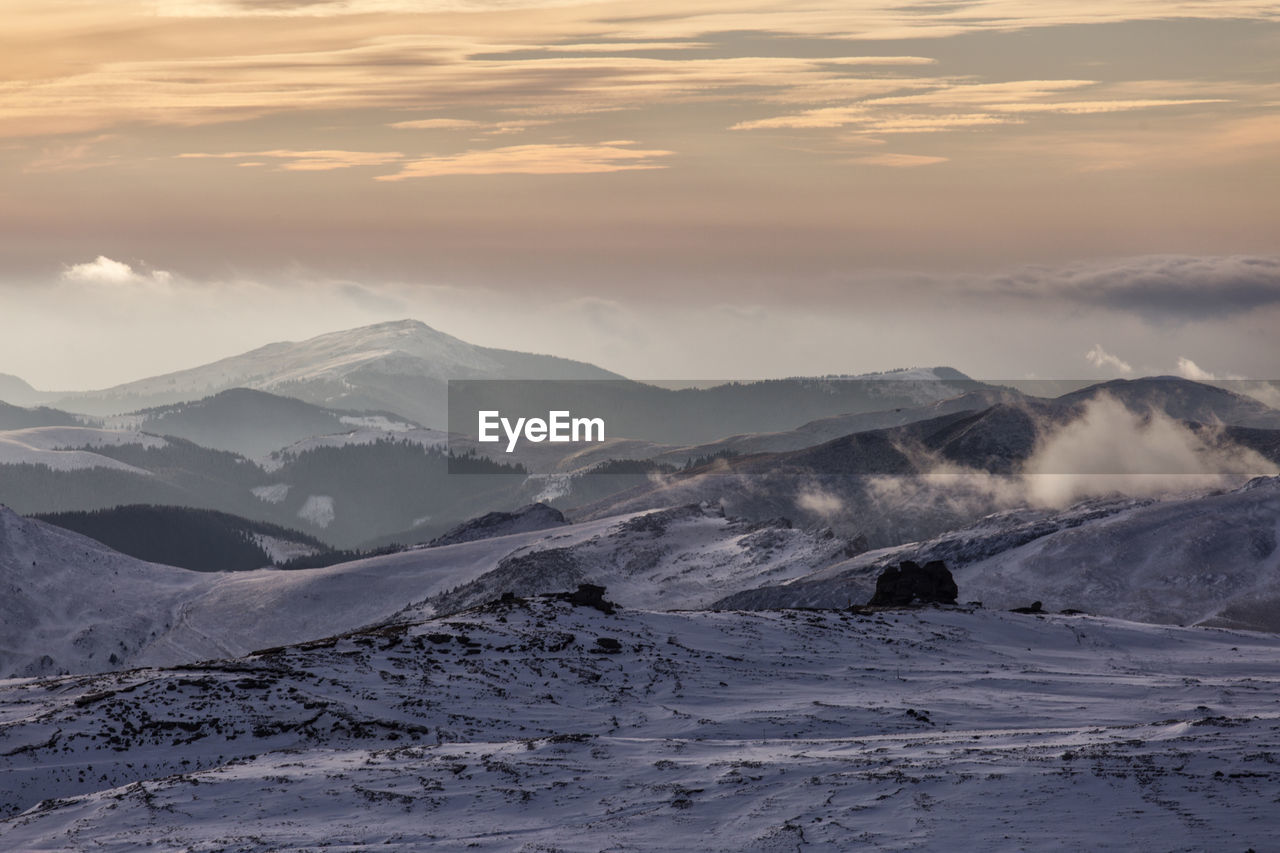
<box><xmin>445</xmin><ymin>366</ymin><xmax>987</xmax><ymax>446</ymax></box>
<box><xmin>37</xmin><ymin>319</ymin><xmax>624</xmax><ymax>427</ymax></box>
<box><xmin>3</xmin><ymin>369</ymin><xmax>1278</xmax><ymax>550</ymax></box>
<box><xmin>2</xmin><ymin>319</ymin><xmax>1278</xmax><ymax>554</ymax></box>
<box><xmin>569</xmin><ymin>376</ymin><xmax>1280</xmax><ymax>545</ymax></box>
<box><xmin>3</xmin><ymin>321</ymin><xmax>995</xmax><ymax>444</ymax></box>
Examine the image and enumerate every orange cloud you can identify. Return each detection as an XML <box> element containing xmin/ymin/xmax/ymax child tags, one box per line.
<box><xmin>178</xmin><ymin>149</ymin><xmax>404</xmax><ymax>170</ymax></box>
<box><xmin>987</xmin><ymin>98</ymin><xmax>1230</xmax><ymax>114</ymax></box>
<box><xmin>376</xmin><ymin>142</ymin><xmax>673</xmax><ymax>180</ymax></box>
<box><xmin>851</xmin><ymin>153</ymin><xmax>948</xmax><ymax>167</ymax></box>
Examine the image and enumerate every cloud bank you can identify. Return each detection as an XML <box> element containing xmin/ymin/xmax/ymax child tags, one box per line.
<box><xmin>883</xmin><ymin>255</ymin><xmax>1280</xmax><ymax>321</ymax></box>
<box><xmin>1022</xmin><ymin>395</ymin><xmax>1278</xmax><ymax>507</ymax></box>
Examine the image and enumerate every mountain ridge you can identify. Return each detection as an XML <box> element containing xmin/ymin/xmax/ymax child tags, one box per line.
<box><xmin>46</xmin><ymin>319</ymin><xmax>625</xmax><ymax>425</ymax></box>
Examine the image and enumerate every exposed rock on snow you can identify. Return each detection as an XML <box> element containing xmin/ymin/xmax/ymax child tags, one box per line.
<box><xmin>867</xmin><ymin>560</ymin><xmax>958</xmax><ymax>606</ymax></box>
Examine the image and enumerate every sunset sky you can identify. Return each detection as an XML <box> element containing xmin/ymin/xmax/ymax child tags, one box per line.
<box><xmin>2</xmin><ymin>1</ymin><xmax>1278</xmax><ymax>388</ymax></box>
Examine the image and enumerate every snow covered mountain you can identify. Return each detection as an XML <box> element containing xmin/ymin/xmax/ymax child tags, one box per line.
<box><xmin>0</xmin><ymin>504</ymin><xmax>847</xmax><ymax>678</ymax></box>
<box><xmin>50</xmin><ymin>320</ymin><xmax>623</xmax><ymax>426</ymax></box>
<box><xmin>716</xmin><ymin>476</ymin><xmax>1280</xmax><ymax>632</ymax></box>
<box><xmin>3</xmin><ymin>596</ymin><xmax>1278</xmax><ymax>850</ymax></box>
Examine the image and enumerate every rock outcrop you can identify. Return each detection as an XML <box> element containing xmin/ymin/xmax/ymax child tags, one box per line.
<box><xmin>867</xmin><ymin>560</ymin><xmax>958</xmax><ymax>607</ymax></box>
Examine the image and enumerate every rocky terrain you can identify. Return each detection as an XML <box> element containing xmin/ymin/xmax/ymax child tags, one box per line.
<box><xmin>3</xmin><ymin>595</ymin><xmax>1278</xmax><ymax>850</ymax></box>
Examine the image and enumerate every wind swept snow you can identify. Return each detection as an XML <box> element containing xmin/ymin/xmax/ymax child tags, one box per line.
<box><xmin>2</xmin><ymin>601</ymin><xmax>1278</xmax><ymax>850</ymax></box>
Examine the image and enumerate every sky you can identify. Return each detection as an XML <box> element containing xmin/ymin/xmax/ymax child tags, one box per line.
<box><xmin>1</xmin><ymin>0</ymin><xmax>1278</xmax><ymax>389</ymax></box>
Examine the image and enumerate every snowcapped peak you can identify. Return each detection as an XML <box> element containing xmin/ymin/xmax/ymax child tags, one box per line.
<box><xmin>298</xmin><ymin>318</ymin><xmax>456</xmax><ymax>350</ymax></box>
<box><xmin>357</xmin><ymin>318</ymin><xmax>437</xmax><ymax>334</ymax></box>
<box><xmin>52</xmin><ymin>318</ymin><xmax>619</xmax><ymax>423</ymax></box>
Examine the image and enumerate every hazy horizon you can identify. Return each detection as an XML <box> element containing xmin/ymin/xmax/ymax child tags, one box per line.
<box><xmin>3</xmin><ymin>309</ymin><xmax>1274</xmax><ymax>395</ymax></box>
<box><xmin>3</xmin><ymin>2</ymin><xmax>1277</xmax><ymax>387</ymax></box>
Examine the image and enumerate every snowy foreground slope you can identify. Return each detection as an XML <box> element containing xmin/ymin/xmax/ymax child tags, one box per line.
<box><xmin>2</xmin><ymin>598</ymin><xmax>1279</xmax><ymax>850</ymax></box>
<box><xmin>0</xmin><ymin>505</ymin><xmax>844</xmax><ymax>677</ymax></box>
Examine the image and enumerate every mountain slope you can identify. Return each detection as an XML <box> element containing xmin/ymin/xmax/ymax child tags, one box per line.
<box><xmin>0</xmin><ymin>505</ymin><xmax>845</xmax><ymax>678</ymax></box>
<box><xmin>0</xmin><ymin>505</ymin><xmax>207</xmax><ymax>679</ymax></box>
<box><xmin>32</xmin><ymin>505</ymin><xmax>331</xmax><ymax>572</ymax></box>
